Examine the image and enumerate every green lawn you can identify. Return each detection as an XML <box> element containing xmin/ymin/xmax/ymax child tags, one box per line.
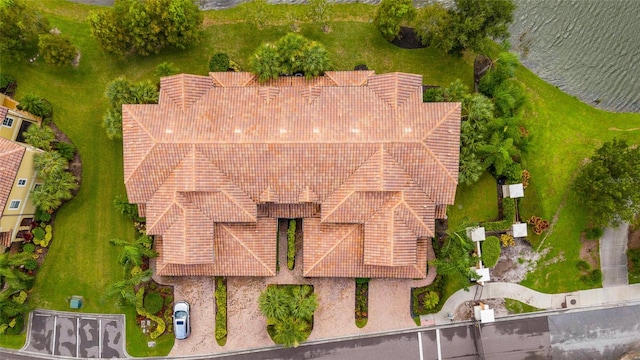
<box><xmin>504</xmin><ymin>298</ymin><xmax>542</xmax><ymax>314</ymax></box>
<box><xmin>2</xmin><ymin>0</ymin><xmax>639</xmax><ymax>353</ymax></box>
<box><xmin>447</xmin><ymin>171</ymin><xmax>499</xmax><ymax>227</ymax></box>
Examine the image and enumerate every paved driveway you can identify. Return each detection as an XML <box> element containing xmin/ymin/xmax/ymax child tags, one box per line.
<box><xmin>600</xmin><ymin>223</ymin><xmax>629</xmax><ymax>287</ymax></box>
<box><xmin>24</xmin><ymin>309</ymin><xmax>127</xmax><ymax>358</ymax></box>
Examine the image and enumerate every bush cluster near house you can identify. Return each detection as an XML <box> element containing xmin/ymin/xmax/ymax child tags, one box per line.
<box><xmin>250</xmin><ymin>33</ymin><xmax>331</xmax><ymax>82</ymax></box>
<box><xmin>374</xmin><ymin>0</ymin><xmax>416</xmax><ymax>42</ymax></box>
<box><xmin>88</xmin><ymin>0</ymin><xmax>203</xmax><ymax>56</ymax></box>
<box><xmin>259</xmin><ymin>284</ymin><xmax>317</xmax><ymax>348</ymax></box>
<box><xmin>38</xmin><ymin>33</ymin><xmax>78</xmax><ymax>67</ymax></box>
<box><xmin>412</xmin><ymin>275</ymin><xmax>446</xmax><ymax>315</ymax></box>
<box><xmin>102</xmin><ymin>77</ymin><xmax>159</xmax><ymax>139</ymax></box>
<box><xmin>209</xmin><ymin>53</ymin><xmax>230</xmax><ymax>72</ymax></box>
<box><xmin>215</xmin><ymin>277</ymin><xmax>227</xmax><ymax>344</ymax></box>
<box><xmin>287</xmin><ymin>220</ymin><xmax>296</xmax><ymax>270</ymax></box>
<box><xmin>0</xmin><ymin>0</ymin><xmax>50</xmax><ymax>61</ymax></box>
<box><xmin>355</xmin><ymin>278</ymin><xmax>369</xmax><ymax>327</ymax></box>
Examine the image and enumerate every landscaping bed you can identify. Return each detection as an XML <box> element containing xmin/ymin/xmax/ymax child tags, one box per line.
<box><xmin>354</xmin><ymin>278</ymin><xmax>369</xmax><ymax>328</ymax></box>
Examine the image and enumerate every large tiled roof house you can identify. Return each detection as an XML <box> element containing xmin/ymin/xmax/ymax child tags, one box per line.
<box><xmin>123</xmin><ymin>71</ymin><xmax>460</xmax><ymax>279</ymax></box>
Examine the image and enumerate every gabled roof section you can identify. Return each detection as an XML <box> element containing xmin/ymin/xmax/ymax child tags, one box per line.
<box><xmin>368</xmin><ymin>72</ymin><xmax>423</xmax><ymax>109</ymax></box>
<box><xmin>0</xmin><ymin>137</ymin><xmax>26</xmax><ymax>214</ymax></box>
<box><xmin>210</xmin><ymin>72</ymin><xmax>255</xmax><ymax>87</ymax></box>
<box><xmin>324</xmin><ymin>71</ymin><xmax>374</xmax><ymax>86</ymax></box>
<box><xmin>159</xmin><ymin>74</ymin><xmax>213</xmax><ymax>111</ymax></box>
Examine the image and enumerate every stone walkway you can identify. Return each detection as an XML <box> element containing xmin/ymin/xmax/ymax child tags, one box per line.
<box><xmin>600</xmin><ymin>223</ymin><xmax>629</xmax><ymax>287</ymax></box>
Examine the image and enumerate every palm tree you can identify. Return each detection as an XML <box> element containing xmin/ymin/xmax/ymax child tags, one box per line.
<box><xmin>17</xmin><ymin>94</ymin><xmax>52</xmax><ymax>119</ymax></box>
<box><xmin>23</xmin><ymin>125</ymin><xmax>56</xmax><ymax>151</ymax></box>
<box><xmin>276</xmin><ymin>33</ymin><xmax>308</xmax><ymax>75</ymax></box>
<box><xmin>110</xmin><ymin>235</ymin><xmax>157</xmax><ymax>270</ymax></box>
<box><xmin>479</xmin><ymin>135</ymin><xmax>520</xmax><ymax>177</ymax></box>
<box><xmin>301</xmin><ymin>41</ymin><xmax>331</xmax><ymax>78</ymax></box>
<box><xmin>251</xmin><ymin>43</ymin><xmax>281</xmax><ymax>83</ymax></box>
<box><xmin>103</xmin><ymin>269</ymin><xmax>153</xmax><ymax>306</ymax></box>
<box><xmin>288</xmin><ymin>285</ymin><xmax>317</xmax><ymax>321</ymax></box>
<box><xmin>130</xmin><ymin>80</ymin><xmax>159</xmax><ymax>105</ymax></box>
<box><xmin>0</xmin><ymin>289</ymin><xmax>30</xmax><ymax>325</ymax></box>
<box><xmin>259</xmin><ymin>285</ymin><xmax>289</xmax><ymax>322</ymax></box>
<box><xmin>30</xmin><ymin>171</ymin><xmax>78</xmax><ymax>212</ymax></box>
<box><xmin>272</xmin><ymin>316</ymin><xmax>310</xmax><ymax>348</ymax></box>
<box><xmin>155</xmin><ymin>61</ymin><xmax>179</xmax><ymax>78</ymax></box>
<box><xmin>430</xmin><ymin>223</ymin><xmax>478</xmax><ymax>287</ymax></box>
<box><xmin>105</xmin><ymin>77</ymin><xmax>133</xmax><ymax>110</ymax></box>
<box><xmin>103</xmin><ymin>108</ymin><xmax>123</xmax><ymax>140</ymax></box>
<box><xmin>34</xmin><ymin>151</ymin><xmax>67</xmax><ymax>178</ymax></box>
<box><xmin>0</xmin><ymin>252</ymin><xmax>34</xmax><ymax>292</ymax></box>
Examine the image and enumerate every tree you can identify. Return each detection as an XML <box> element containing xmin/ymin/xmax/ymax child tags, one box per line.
<box><xmin>24</xmin><ymin>125</ymin><xmax>56</xmax><ymax>151</ymax></box>
<box><xmin>250</xmin><ymin>43</ymin><xmax>282</xmax><ymax>83</ymax></box>
<box><xmin>243</xmin><ymin>0</ymin><xmax>272</xmax><ymax>30</ymax></box>
<box><xmin>38</xmin><ymin>33</ymin><xmax>77</xmax><ymax>67</ymax></box>
<box><xmin>0</xmin><ymin>0</ymin><xmax>50</xmax><ymax>61</ymax></box>
<box><xmin>307</xmin><ymin>0</ymin><xmax>334</xmax><ymax>32</ymax></box>
<box><xmin>574</xmin><ymin>138</ymin><xmax>640</xmax><ymax>227</ymax></box>
<box><xmin>103</xmin><ymin>269</ymin><xmax>153</xmax><ymax>306</ymax></box>
<box><xmin>89</xmin><ymin>0</ymin><xmax>202</xmax><ymax>56</ymax></box>
<box><xmin>259</xmin><ymin>285</ymin><xmax>289</xmax><ymax>322</ymax></box>
<box><xmin>451</xmin><ymin>0</ymin><xmax>515</xmax><ymax>53</ymax></box>
<box><xmin>103</xmin><ymin>77</ymin><xmax>159</xmax><ymax>139</ymax></box>
<box><xmin>34</xmin><ymin>151</ymin><xmax>67</xmax><ymax>178</ymax></box>
<box><xmin>259</xmin><ymin>285</ymin><xmax>318</xmax><ymax>348</ymax></box>
<box><xmin>0</xmin><ymin>252</ymin><xmax>34</xmax><ymax>292</ymax></box>
<box><xmin>30</xmin><ymin>171</ymin><xmax>78</xmax><ymax>212</ymax></box>
<box><xmin>155</xmin><ymin>61</ymin><xmax>179</xmax><ymax>78</ymax></box>
<box><xmin>17</xmin><ymin>94</ymin><xmax>53</xmax><ymax>120</ymax></box>
<box><xmin>422</xmin><ymin>291</ymin><xmax>439</xmax><ymax>310</ymax></box>
<box><xmin>430</xmin><ymin>223</ymin><xmax>477</xmax><ymax>287</ymax></box>
<box><xmin>113</xmin><ymin>195</ymin><xmax>142</xmax><ymax>221</ymax></box>
<box><xmin>288</xmin><ymin>285</ymin><xmax>317</xmax><ymax>321</ymax></box>
<box><xmin>272</xmin><ymin>317</ymin><xmax>310</xmax><ymax>348</ymax></box>
<box><xmin>374</xmin><ymin>0</ymin><xmax>416</xmax><ymax>41</ymax></box>
<box><xmin>414</xmin><ymin>3</ymin><xmax>453</xmax><ymax>49</ymax></box>
<box><xmin>301</xmin><ymin>41</ymin><xmax>331</xmax><ymax>78</ymax></box>
<box><xmin>209</xmin><ymin>53</ymin><xmax>230</xmax><ymax>72</ymax></box>
<box><xmin>277</xmin><ymin>33</ymin><xmax>308</xmax><ymax>75</ymax></box>
<box><xmin>478</xmin><ymin>51</ymin><xmax>519</xmax><ymax>97</ymax></box>
<box><xmin>110</xmin><ymin>235</ymin><xmax>157</xmax><ymax>271</ymax></box>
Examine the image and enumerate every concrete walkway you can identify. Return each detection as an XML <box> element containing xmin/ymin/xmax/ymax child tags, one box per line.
<box><xmin>421</xmin><ymin>281</ymin><xmax>640</xmax><ymax>326</ymax></box>
<box><xmin>600</xmin><ymin>223</ymin><xmax>629</xmax><ymax>287</ymax></box>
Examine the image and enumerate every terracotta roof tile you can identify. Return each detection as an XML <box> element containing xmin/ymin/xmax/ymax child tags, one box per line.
<box><xmin>0</xmin><ymin>138</ymin><xmax>25</xmax><ymax>215</ymax></box>
<box><xmin>123</xmin><ymin>71</ymin><xmax>460</xmax><ymax>277</ymax></box>
<box><xmin>0</xmin><ymin>106</ymin><xmax>8</xmax><ymax>120</ymax></box>
<box><xmin>0</xmin><ymin>231</ymin><xmax>12</xmax><ymax>247</ymax></box>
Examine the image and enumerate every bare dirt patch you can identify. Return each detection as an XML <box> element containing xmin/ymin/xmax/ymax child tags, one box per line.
<box><xmin>579</xmin><ymin>232</ymin><xmax>600</xmax><ymax>269</ymax></box>
<box><xmin>628</xmin><ymin>228</ymin><xmax>640</xmax><ymax>249</ymax></box>
<box><xmin>453</xmin><ymin>298</ymin><xmax>508</xmax><ymax>321</ymax></box>
<box><xmin>490</xmin><ymin>238</ymin><xmax>546</xmax><ymax>283</ymax></box>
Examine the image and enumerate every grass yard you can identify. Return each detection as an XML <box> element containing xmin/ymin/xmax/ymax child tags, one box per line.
<box><xmin>1</xmin><ymin>0</ymin><xmax>639</xmax><ymax>352</ymax></box>
<box><xmin>447</xmin><ymin>171</ymin><xmax>499</xmax><ymax>228</ymax></box>
<box><xmin>504</xmin><ymin>298</ymin><xmax>542</xmax><ymax>314</ymax></box>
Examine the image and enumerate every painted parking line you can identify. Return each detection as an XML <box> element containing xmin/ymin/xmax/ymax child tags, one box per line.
<box><xmin>25</xmin><ymin>310</ymin><xmax>128</xmax><ymax>358</ymax></box>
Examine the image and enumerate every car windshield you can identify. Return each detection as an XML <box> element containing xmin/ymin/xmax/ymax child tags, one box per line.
<box><xmin>175</xmin><ymin>310</ymin><xmax>188</xmax><ymax>319</ymax></box>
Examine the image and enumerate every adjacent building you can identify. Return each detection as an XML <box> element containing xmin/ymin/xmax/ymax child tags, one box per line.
<box><xmin>122</xmin><ymin>71</ymin><xmax>461</xmax><ymax>279</ymax></box>
<box><xmin>0</xmin><ymin>94</ymin><xmax>43</xmax><ymax>249</ymax></box>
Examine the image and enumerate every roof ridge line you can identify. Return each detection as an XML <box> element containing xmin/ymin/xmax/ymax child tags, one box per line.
<box><xmin>399</xmin><ymin>198</ymin><xmax>433</xmax><ymax>237</ymax></box>
<box><xmin>219</xmin><ymin>223</ymin><xmax>275</xmax><ymax>276</ymax></box>
<box><xmin>147</xmin><ymin>202</ymin><xmax>179</xmax><ymax>233</ymax></box>
<box><xmin>421</xmin><ymin>104</ymin><xmax>459</xmax><ymax>141</ymax></box>
<box><xmin>420</xmin><ymin>141</ymin><xmax>457</xmax><ymax>187</ymax></box>
<box><xmin>123</xmin><ymin>108</ymin><xmax>158</xmax><ymax>184</ymax></box>
<box><xmin>321</xmin><ymin>190</ymin><xmax>355</xmax><ymax>223</ymax></box>
<box><xmin>305</xmin><ymin>224</ymin><xmax>359</xmax><ymax>275</ymax></box>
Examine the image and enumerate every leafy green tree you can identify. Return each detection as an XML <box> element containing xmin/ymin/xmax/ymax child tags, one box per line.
<box><xmin>0</xmin><ymin>0</ymin><xmax>50</xmax><ymax>61</ymax></box>
<box><xmin>103</xmin><ymin>269</ymin><xmax>153</xmax><ymax>306</ymax></box>
<box><xmin>103</xmin><ymin>77</ymin><xmax>159</xmax><ymax>139</ymax></box>
<box><xmin>17</xmin><ymin>94</ymin><xmax>53</xmax><ymax>120</ymax></box>
<box><xmin>430</xmin><ymin>223</ymin><xmax>477</xmax><ymax>287</ymax></box>
<box><xmin>450</xmin><ymin>0</ymin><xmax>515</xmax><ymax>53</ymax></box>
<box><xmin>277</xmin><ymin>33</ymin><xmax>308</xmax><ymax>75</ymax></box>
<box><xmin>479</xmin><ymin>135</ymin><xmax>519</xmax><ymax>178</ymax></box>
<box><xmin>288</xmin><ymin>285</ymin><xmax>317</xmax><ymax>321</ymax></box>
<box><xmin>374</xmin><ymin>0</ymin><xmax>416</xmax><ymax>41</ymax></box>
<box><xmin>259</xmin><ymin>285</ymin><xmax>289</xmax><ymax>322</ymax></box>
<box><xmin>300</xmin><ymin>41</ymin><xmax>331</xmax><ymax>78</ymax></box>
<box><xmin>259</xmin><ymin>285</ymin><xmax>318</xmax><ymax>348</ymax></box>
<box><xmin>272</xmin><ymin>317</ymin><xmax>310</xmax><ymax>348</ymax></box>
<box><xmin>478</xmin><ymin>51</ymin><xmax>519</xmax><ymax>97</ymax></box>
<box><xmin>113</xmin><ymin>195</ymin><xmax>142</xmax><ymax>221</ymax></box>
<box><xmin>243</xmin><ymin>0</ymin><xmax>272</xmax><ymax>30</ymax></box>
<box><xmin>209</xmin><ymin>53</ymin><xmax>230</xmax><ymax>72</ymax></box>
<box><xmin>250</xmin><ymin>43</ymin><xmax>281</xmax><ymax>83</ymax></box>
<box><xmin>24</xmin><ymin>125</ymin><xmax>56</xmax><ymax>151</ymax></box>
<box><xmin>422</xmin><ymin>291</ymin><xmax>440</xmax><ymax>310</ymax></box>
<box><xmin>0</xmin><ymin>252</ymin><xmax>34</xmax><ymax>292</ymax></box>
<box><xmin>493</xmin><ymin>79</ymin><xmax>526</xmax><ymax>117</ymax></box>
<box><xmin>110</xmin><ymin>235</ymin><xmax>157</xmax><ymax>271</ymax></box>
<box><xmin>38</xmin><ymin>33</ymin><xmax>77</xmax><ymax>67</ymax></box>
<box><xmin>307</xmin><ymin>0</ymin><xmax>334</xmax><ymax>32</ymax></box>
<box><xmin>574</xmin><ymin>139</ymin><xmax>640</xmax><ymax>228</ymax></box>
<box><xmin>89</xmin><ymin>0</ymin><xmax>202</xmax><ymax>56</ymax></box>
<box><xmin>30</xmin><ymin>171</ymin><xmax>78</xmax><ymax>213</ymax></box>
<box><xmin>414</xmin><ymin>3</ymin><xmax>453</xmax><ymax>49</ymax></box>
<box><xmin>0</xmin><ymin>289</ymin><xmax>30</xmax><ymax>332</ymax></box>
<box><xmin>103</xmin><ymin>109</ymin><xmax>124</xmax><ymax>140</ymax></box>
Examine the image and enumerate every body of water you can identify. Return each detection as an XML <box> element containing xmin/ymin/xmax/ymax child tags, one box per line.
<box><xmin>69</xmin><ymin>0</ymin><xmax>639</xmax><ymax>113</ymax></box>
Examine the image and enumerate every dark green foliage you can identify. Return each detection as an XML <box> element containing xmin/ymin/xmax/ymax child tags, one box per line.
<box><xmin>414</xmin><ymin>3</ymin><xmax>453</xmax><ymax>48</ymax></box>
<box><xmin>0</xmin><ymin>252</ymin><xmax>35</xmax><ymax>292</ymax></box>
<box><xmin>250</xmin><ymin>43</ymin><xmax>281</xmax><ymax>82</ymax></box>
<box><xmin>374</xmin><ymin>0</ymin><xmax>416</xmax><ymax>41</ymax></box>
<box><xmin>493</xmin><ymin>79</ymin><xmax>526</xmax><ymax>117</ymax></box>
<box><xmin>574</xmin><ymin>138</ymin><xmax>640</xmax><ymax>227</ymax></box>
<box><xmin>113</xmin><ymin>195</ymin><xmax>142</xmax><ymax>221</ymax></box>
<box><xmin>584</xmin><ymin>227</ymin><xmax>604</xmax><ymax>240</ymax></box>
<box><xmin>628</xmin><ymin>248</ymin><xmax>640</xmax><ymax>283</ymax></box>
<box><xmin>478</xmin><ymin>52</ymin><xmax>519</xmax><ymax>97</ymax></box>
<box><xmin>580</xmin><ymin>269</ymin><xmax>602</xmax><ymax>287</ymax></box>
<box><xmin>89</xmin><ymin>0</ymin><xmax>203</xmax><ymax>56</ymax></box>
<box><xmin>54</xmin><ymin>141</ymin><xmax>77</xmax><ymax>162</ymax></box>
<box><xmin>259</xmin><ymin>285</ymin><xmax>317</xmax><ymax>348</ymax></box>
<box><xmin>35</xmin><ymin>208</ymin><xmax>51</xmax><ymax>223</ymax></box>
<box><xmin>110</xmin><ymin>235</ymin><xmax>157</xmax><ymax>272</ymax></box>
<box><xmin>0</xmin><ymin>73</ymin><xmax>16</xmax><ymax>90</ymax></box>
<box><xmin>576</xmin><ymin>260</ymin><xmax>591</xmax><ymax>272</ymax></box>
<box><xmin>32</xmin><ymin>227</ymin><xmax>45</xmax><ymax>241</ymax></box>
<box><xmin>24</xmin><ymin>259</ymin><xmax>38</xmax><ymax>271</ymax></box>
<box><xmin>38</xmin><ymin>33</ymin><xmax>77</xmax><ymax>67</ymax></box>
<box><xmin>22</xmin><ymin>243</ymin><xmax>36</xmax><ymax>254</ymax></box>
<box><xmin>31</xmin><ymin>151</ymin><xmax>78</xmax><ymax>213</ymax></box>
<box><xmin>287</xmin><ymin>220</ymin><xmax>296</xmax><ymax>270</ymax></box>
<box><xmin>431</xmin><ymin>223</ymin><xmax>478</xmax><ymax>284</ymax></box>
<box><xmin>412</xmin><ymin>275</ymin><xmax>445</xmax><ymax>315</ymax></box>
<box><xmin>307</xmin><ymin>0</ymin><xmax>334</xmax><ymax>31</ymax></box>
<box><xmin>144</xmin><ymin>292</ymin><xmax>164</xmax><ymax>314</ymax></box>
<box><xmin>0</xmin><ymin>0</ymin><xmax>50</xmax><ymax>61</ymax></box>
<box><xmin>17</xmin><ymin>94</ymin><xmax>53</xmax><ymax>121</ymax></box>
<box><xmin>243</xmin><ymin>0</ymin><xmax>272</xmax><ymax>30</ymax></box>
<box><xmin>481</xmin><ymin>236</ymin><xmax>501</xmax><ymax>267</ymax></box>
<box><xmin>484</xmin><ymin>198</ymin><xmax>516</xmax><ymax>231</ymax></box>
<box><xmin>155</xmin><ymin>61</ymin><xmax>179</xmax><ymax>78</ymax></box>
<box><xmin>421</xmin><ymin>291</ymin><xmax>439</xmax><ymax>310</ymax></box>
<box><xmin>209</xmin><ymin>53</ymin><xmax>230</xmax><ymax>72</ymax></box>
<box><xmin>24</xmin><ymin>125</ymin><xmax>56</xmax><ymax>151</ymax></box>
<box><xmin>422</xmin><ymin>87</ymin><xmax>441</xmax><ymax>102</ymax></box>
<box><xmin>215</xmin><ymin>277</ymin><xmax>227</xmax><ymax>342</ymax></box>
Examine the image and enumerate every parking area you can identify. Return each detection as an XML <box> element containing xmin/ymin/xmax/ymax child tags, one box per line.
<box><xmin>24</xmin><ymin>309</ymin><xmax>127</xmax><ymax>358</ymax></box>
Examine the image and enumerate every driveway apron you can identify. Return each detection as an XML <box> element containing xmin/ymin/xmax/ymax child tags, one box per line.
<box><xmin>600</xmin><ymin>223</ymin><xmax>629</xmax><ymax>287</ymax></box>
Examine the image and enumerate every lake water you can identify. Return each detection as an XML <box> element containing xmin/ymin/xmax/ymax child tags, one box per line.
<box><xmin>69</xmin><ymin>0</ymin><xmax>640</xmax><ymax>113</ymax></box>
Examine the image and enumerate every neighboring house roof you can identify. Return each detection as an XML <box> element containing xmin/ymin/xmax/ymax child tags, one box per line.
<box><xmin>0</xmin><ymin>106</ymin><xmax>8</xmax><ymax>120</ymax></box>
<box><xmin>0</xmin><ymin>137</ymin><xmax>26</xmax><ymax>216</ymax></box>
<box><xmin>0</xmin><ymin>231</ymin><xmax>12</xmax><ymax>248</ymax></box>
<box><xmin>123</xmin><ymin>71</ymin><xmax>461</xmax><ymax>278</ymax></box>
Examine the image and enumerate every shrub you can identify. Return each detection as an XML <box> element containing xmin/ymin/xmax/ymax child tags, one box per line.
<box><xmin>54</xmin><ymin>141</ymin><xmax>76</xmax><ymax>161</ymax></box>
<box><xmin>155</xmin><ymin>61</ymin><xmax>179</xmax><ymax>78</ymax></box>
<box><xmin>135</xmin><ymin>288</ymin><xmax>166</xmax><ymax>339</ymax></box>
<box><xmin>585</xmin><ymin>227</ymin><xmax>604</xmax><ymax>240</ymax></box>
<box><xmin>164</xmin><ymin>295</ymin><xmax>174</xmax><ymax>307</ymax></box>
<box><xmin>481</xmin><ymin>236</ymin><xmax>501</xmax><ymax>267</ymax></box>
<box><xmin>287</xmin><ymin>220</ymin><xmax>296</xmax><ymax>270</ymax></box>
<box><xmin>22</xmin><ymin>243</ymin><xmax>36</xmax><ymax>253</ymax></box>
<box><xmin>41</xmin><ymin>232</ymin><xmax>52</xmax><ymax>247</ymax></box>
<box><xmin>143</xmin><ymin>292</ymin><xmax>164</xmax><ymax>315</ymax></box>
<box><xmin>12</xmin><ymin>291</ymin><xmax>28</xmax><ymax>305</ymax></box>
<box><xmin>576</xmin><ymin>260</ymin><xmax>591</xmax><ymax>272</ymax></box>
<box><xmin>522</xmin><ymin>169</ymin><xmax>531</xmax><ymax>189</ymax></box>
<box><xmin>421</xmin><ymin>291</ymin><xmax>439</xmax><ymax>310</ymax></box>
<box><xmin>209</xmin><ymin>53</ymin><xmax>230</xmax><ymax>72</ymax></box>
<box><xmin>215</xmin><ymin>277</ymin><xmax>227</xmax><ymax>341</ymax></box>
<box><xmin>32</xmin><ymin>227</ymin><xmax>45</xmax><ymax>241</ymax></box>
<box><xmin>35</xmin><ymin>208</ymin><xmax>51</xmax><ymax>222</ymax></box>
<box><xmin>38</xmin><ymin>33</ymin><xmax>77</xmax><ymax>67</ymax></box>
<box><xmin>500</xmin><ymin>234</ymin><xmax>515</xmax><ymax>247</ymax></box>
<box><xmin>24</xmin><ymin>259</ymin><xmax>38</xmax><ymax>271</ymax></box>
<box><xmin>580</xmin><ymin>269</ymin><xmax>602</xmax><ymax>287</ymax></box>
<box><xmin>374</xmin><ymin>0</ymin><xmax>416</xmax><ymax>41</ymax></box>
<box><xmin>17</xmin><ymin>94</ymin><xmax>53</xmax><ymax>120</ymax></box>
<box><xmin>0</xmin><ymin>73</ymin><xmax>16</xmax><ymax>90</ymax></box>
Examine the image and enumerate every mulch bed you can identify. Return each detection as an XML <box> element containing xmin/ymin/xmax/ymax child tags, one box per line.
<box><xmin>50</xmin><ymin>122</ymin><xmax>83</xmax><ymax>196</ymax></box>
<box><xmin>390</xmin><ymin>27</ymin><xmax>427</xmax><ymax>49</ymax></box>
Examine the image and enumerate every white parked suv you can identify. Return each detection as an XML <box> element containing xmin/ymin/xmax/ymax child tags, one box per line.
<box><xmin>172</xmin><ymin>301</ymin><xmax>190</xmax><ymax>340</ymax></box>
